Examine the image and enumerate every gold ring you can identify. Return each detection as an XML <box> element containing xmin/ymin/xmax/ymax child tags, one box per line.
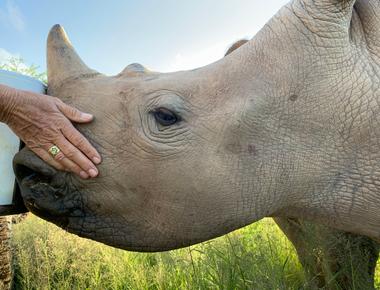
<box><xmin>48</xmin><ymin>145</ymin><xmax>61</xmax><ymax>158</ymax></box>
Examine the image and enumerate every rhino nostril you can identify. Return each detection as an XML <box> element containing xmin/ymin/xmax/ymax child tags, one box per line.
<box><xmin>13</xmin><ymin>148</ymin><xmax>57</xmax><ymax>184</ymax></box>
<box><xmin>14</xmin><ymin>163</ymin><xmax>37</xmax><ymax>182</ymax></box>
<box><xmin>14</xmin><ymin>163</ymin><xmax>52</xmax><ymax>185</ymax></box>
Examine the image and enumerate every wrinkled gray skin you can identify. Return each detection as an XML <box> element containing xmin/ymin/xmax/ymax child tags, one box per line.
<box><xmin>13</xmin><ymin>0</ymin><xmax>380</xmax><ymax>252</ymax></box>
<box><xmin>226</xmin><ymin>39</ymin><xmax>379</xmax><ymax>290</ymax></box>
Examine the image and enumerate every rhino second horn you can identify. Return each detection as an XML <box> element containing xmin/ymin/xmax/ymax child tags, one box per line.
<box><xmin>47</xmin><ymin>24</ymin><xmax>100</xmax><ymax>89</ymax></box>
<box><xmin>119</xmin><ymin>63</ymin><xmax>151</xmax><ymax>77</ymax></box>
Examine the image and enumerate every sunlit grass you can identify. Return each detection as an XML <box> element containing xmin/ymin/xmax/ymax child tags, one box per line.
<box><xmin>10</xmin><ymin>215</ymin><xmax>380</xmax><ymax>289</ymax></box>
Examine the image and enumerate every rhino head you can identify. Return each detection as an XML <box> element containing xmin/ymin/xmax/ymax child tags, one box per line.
<box><xmin>13</xmin><ymin>0</ymin><xmax>380</xmax><ymax>251</ymax></box>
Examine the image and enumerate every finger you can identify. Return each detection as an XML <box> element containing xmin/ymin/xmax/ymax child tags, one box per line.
<box><xmin>31</xmin><ymin>147</ymin><xmax>66</xmax><ymax>171</ymax></box>
<box><xmin>45</xmin><ymin>143</ymin><xmax>90</xmax><ymax>179</ymax></box>
<box><xmin>56</xmin><ymin>154</ymin><xmax>90</xmax><ymax>179</ymax></box>
<box><xmin>61</xmin><ymin>123</ymin><xmax>101</xmax><ymax>164</ymax></box>
<box><xmin>55</xmin><ymin>137</ymin><xmax>98</xmax><ymax>178</ymax></box>
<box><xmin>355</xmin><ymin>0</ymin><xmax>380</xmax><ymax>49</ymax></box>
<box><xmin>54</xmin><ymin>98</ymin><xmax>94</xmax><ymax>123</ymax></box>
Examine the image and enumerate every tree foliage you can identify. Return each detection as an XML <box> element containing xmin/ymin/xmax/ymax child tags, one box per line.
<box><xmin>0</xmin><ymin>57</ymin><xmax>47</xmax><ymax>84</ymax></box>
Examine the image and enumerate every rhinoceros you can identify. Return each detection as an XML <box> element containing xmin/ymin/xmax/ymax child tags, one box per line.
<box><xmin>12</xmin><ymin>0</ymin><xmax>380</xmax><ymax>284</ymax></box>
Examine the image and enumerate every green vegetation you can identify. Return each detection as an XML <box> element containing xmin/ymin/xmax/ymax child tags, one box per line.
<box><xmin>11</xmin><ymin>216</ymin><xmax>304</xmax><ymax>290</ymax></box>
<box><xmin>0</xmin><ymin>57</ymin><xmax>47</xmax><ymax>83</ymax></box>
<box><xmin>11</xmin><ymin>215</ymin><xmax>380</xmax><ymax>290</ymax></box>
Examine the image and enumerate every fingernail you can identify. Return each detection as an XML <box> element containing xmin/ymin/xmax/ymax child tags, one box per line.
<box><xmin>93</xmin><ymin>157</ymin><xmax>101</xmax><ymax>164</ymax></box>
<box><xmin>80</xmin><ymin>171</ymin><xmax>89</xmax><ymax>179</ymax></box>
<box><xmin>81</xmin><ymin>113</ymin><xmax>93</xmax><ymax>120</ymax></box>
<box><xmin>88</xmin><ymin>168</ymin><xmax>98</xmax><ymax>177</ymax></box>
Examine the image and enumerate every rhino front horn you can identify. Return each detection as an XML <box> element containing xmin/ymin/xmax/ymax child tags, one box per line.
<box><xmin>47</xmin><ymin>24</ymin><xmax>99</xmax><ymax>89</ymax></box>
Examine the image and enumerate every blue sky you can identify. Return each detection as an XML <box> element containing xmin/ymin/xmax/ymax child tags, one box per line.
<box><xmin>0</xmin><ymin>0</ymin><xmax>289</xmax><ymax>75</ymax></box>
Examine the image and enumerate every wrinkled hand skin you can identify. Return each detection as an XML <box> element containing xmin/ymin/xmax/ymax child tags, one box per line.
<box><xmin>0</xmin><ymin>84</ymin><xmax>100</xmax><ymax>179</ymax></box>
<box><xmin>12</xmin><ymin>0</ymin><xmax>380</xmax><ymax>252</ymax></box>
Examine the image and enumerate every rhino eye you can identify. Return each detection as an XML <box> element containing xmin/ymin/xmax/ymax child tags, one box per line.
<box><xmin>153</xmin><ymin>108</ymin><xmax>179</xmax><ymax>126</ymax></box>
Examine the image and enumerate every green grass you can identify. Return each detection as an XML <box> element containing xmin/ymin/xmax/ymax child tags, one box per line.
<box><xmin>10</xmin><ymin>215</ymin><xmax>380</xmax><ymax>290</ymax></box>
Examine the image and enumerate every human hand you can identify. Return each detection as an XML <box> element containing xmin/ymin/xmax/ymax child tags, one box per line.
<box><xmin>1</xmin><ymin>85</ymin><xmax>101</xmax><ymax>179</ymax></box>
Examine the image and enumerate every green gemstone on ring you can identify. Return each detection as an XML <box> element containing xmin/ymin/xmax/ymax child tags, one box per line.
<box><xmin>49</xmin><ymin>145</ymin><xmax>60</xmax><ymax>156</ymax></box>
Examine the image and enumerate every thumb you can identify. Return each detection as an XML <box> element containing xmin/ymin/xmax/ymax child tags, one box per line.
<box><xmin>55</xmin><ymin>98</ymin><xmax>93</xmax><ymax>123</ymax></box>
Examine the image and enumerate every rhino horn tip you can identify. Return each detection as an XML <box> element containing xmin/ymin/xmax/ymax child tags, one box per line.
<box><xmin>47</xmin><ymin>24</ymin><xmax>98</xmax><ymax>90</ymax></box>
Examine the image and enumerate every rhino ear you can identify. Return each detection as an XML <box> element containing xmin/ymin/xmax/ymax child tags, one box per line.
<box><xmin>47</xmin><ymin>24</ymin><xmax>99</xmax><ymax>89</ymax></box>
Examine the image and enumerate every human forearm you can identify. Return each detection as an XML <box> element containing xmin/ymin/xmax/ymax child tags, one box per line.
<box><xmin>0</xmin><ymin>84</ymin><xmax>18</xmax><ymax>123</ymax></box>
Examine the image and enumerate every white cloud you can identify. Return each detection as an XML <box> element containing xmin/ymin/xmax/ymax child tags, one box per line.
<box><xmin>160</xmin><ymin>41</ymin><xmax>228</xmax><ymax>72</ymax></box>
<box><xmin>0</xmin><ymin>0</ymin><xmax>25</xmax><ymax>32</ymax></box>
<box><xmin>158</xmin><ymin>37</ymin><xmax>251</xmax><ymax>73</ymax></box>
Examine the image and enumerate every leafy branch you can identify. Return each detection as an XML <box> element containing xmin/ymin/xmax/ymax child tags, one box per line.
<box><xmin>0</xmin><ymin>57</ymin><xmax>47</xmax><ymax>84</ymax></box>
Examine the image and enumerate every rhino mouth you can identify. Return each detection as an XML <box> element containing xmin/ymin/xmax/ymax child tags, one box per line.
<box><xmin>13</xmin><ymin>149</ymin><xmax>85</xmax><ymax>227</ymax></box>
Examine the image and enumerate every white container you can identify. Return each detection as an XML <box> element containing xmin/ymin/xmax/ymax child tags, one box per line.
<box><xmin>0</xmin><ymin>69</ymin><xmax>45</xmax><ymax>206</ymax></box>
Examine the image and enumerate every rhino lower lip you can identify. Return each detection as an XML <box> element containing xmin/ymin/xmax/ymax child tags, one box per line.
<box><xmin>18</xmin><ymin>172</ymin><xmax>85</xmax><ymax>220</ymax></box>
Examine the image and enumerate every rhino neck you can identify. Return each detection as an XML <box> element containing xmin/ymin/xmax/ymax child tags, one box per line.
<box><xmin>215</xmin><ymin>30</ymin><xmax>380</xmax><ymax>241</ymax></box>
<box><xmin>267</xmin><ymin>94</ymin><xmax>380</xmax><ymax>241</ymax></box>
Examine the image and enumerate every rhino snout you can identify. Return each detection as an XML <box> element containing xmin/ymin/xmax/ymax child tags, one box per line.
<box><xmin>13</xmin><ymin>148</ymin><xmax>85</xmax><ymax>225</ymax></box>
